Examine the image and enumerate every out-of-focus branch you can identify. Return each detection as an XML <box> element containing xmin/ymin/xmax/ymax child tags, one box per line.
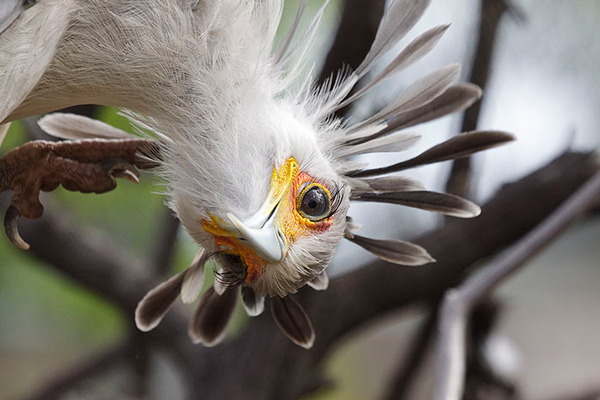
<box><xmin>151</xmin><ymin>209</ymin><xmax>180</xmax><ymax>274</ymax></box>
<box><xmin>17</xmin><ymin>209</ymin><xmax>152</xmax><ymax>312</ymax></box>
<box><xmin>432</xmin><ymin>168</ymin><xmax>600</xmax><ymax>400</ymax></box>
<box><xmin>464</xmin><ymin>299</ymin><xmax>517</xmax><ymax>400</ymax></box>
<box><xmin>318</xmin><ymin>0</ymin><xmax>386</xmax><ymax>117</ymax></box>
<box><xmin>5</xmin><ymin>147</ymin><xmax>597</xmax><ymax>399</ymax></box>
<box><xmin>25</xmin><ymin>340</ymin><xmax>129</xmax><ymax>400</ymax></box>
<box><xmin>445</xmin><ymin>0</ymin><xmax>511</xmax><ymax>198</ymax></box>
<box><xmin>383</xmin><ymin>302</ymin><xmax>440</xmax><ymax>400</ymax></box>
<box><xmin>548</xmin><ymin>390</ymin><xmax>600</xmax><ymax>400</ymax></box>
<box><xmin>318</xmin><ymin>0</ymin><xmax>384</xmax><ymax>82</ymax></box>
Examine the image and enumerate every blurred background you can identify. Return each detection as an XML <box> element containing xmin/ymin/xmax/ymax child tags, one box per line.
<box><xmin>0</xmin><ymin>1</ymin><xmax>599</xmax><ymax>399</ymax></box>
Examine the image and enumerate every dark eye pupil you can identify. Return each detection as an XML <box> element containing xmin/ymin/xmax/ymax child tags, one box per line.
<box><xmin>300</xmin><ymin>186</ymin><xmax>330</xmax><ymax>219</ymax></box>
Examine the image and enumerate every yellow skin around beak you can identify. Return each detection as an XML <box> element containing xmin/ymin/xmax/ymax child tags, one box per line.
<box><xmin>202</xmin><ymin>157</ymin><xmax>334</xmax><ymax>284</ymax></box>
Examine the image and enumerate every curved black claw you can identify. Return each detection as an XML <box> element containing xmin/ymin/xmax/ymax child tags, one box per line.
<box><xmin>4</xmin><ymin>205</ymin><xmax>29</xmax><ymax>250</ymax></box>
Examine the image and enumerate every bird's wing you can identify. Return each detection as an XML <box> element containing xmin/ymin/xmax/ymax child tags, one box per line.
<box><xmin>0</xmin><ymin>0</ymin><xmax>72</xmax><ymax>123</ymax></box>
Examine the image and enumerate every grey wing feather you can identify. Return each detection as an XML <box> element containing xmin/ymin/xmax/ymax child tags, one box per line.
<box><xmin>1</xmin><ymin>0</ymin><xmax>71</xmax><ymax>123</ymax></box>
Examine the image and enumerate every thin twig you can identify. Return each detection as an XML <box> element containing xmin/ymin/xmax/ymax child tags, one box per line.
<box><xmin>130</xmin><ymin>331</ymin><xmax>151</xmax><ymax>399</ymax></box>
<box><xmin>383</xmin><ymin>302</ymin><xmax>440</xmax><ymax>400</ymax></box>
<box><xmin>464</xmin><ymin>299</ymin><xmax>518</xmax><ymax>399</ymax></box>
<box><xmin>433</xmin><ymin>169</ymin><xmax>600</xmax><ymax>400</ymax></box>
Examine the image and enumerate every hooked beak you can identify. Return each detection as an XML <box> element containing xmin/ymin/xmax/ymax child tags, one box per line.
<box><xmin>205</xmin><ymin>158</ymin><xmax>299</xmax><ymax>264</ymax></box>
<box><xmin>227</xmin><ymin>208</ymin><xmax>285</xmax><ymax>262</ymax></box>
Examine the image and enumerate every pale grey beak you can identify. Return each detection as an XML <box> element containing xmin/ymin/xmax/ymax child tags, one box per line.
<box><xmin>227</xmin><ymin>206</ymin><xmax>287</xmax><ymax>263</ymax></box>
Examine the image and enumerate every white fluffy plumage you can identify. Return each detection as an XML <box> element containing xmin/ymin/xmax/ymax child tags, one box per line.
<box><xmin>1</xmin><ymin>0</ymin><xmax>514</xmax><ymax>347</ymax></box>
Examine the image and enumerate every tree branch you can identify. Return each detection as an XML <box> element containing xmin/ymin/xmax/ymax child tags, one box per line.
<box><xmin>317</xmin><ymin>0</ymin><xmax>386</xmax><ymax>117</ymax></box>
<box><xmin>383</xmin><ymin>302</ymin><xmax>440</xmax><ymax>400</ymax></box>
<box><xmin>433</xmin><ymin>168</ymin><xmax>600</xmax><ymax>400</ymax></box>
<box><xmin>25</xmin><ymin>340</ymin><xmax>129</xmax><ymax>400</ymax></box>
<box><xmin>445</xmin><ymin>0</ymin><xmax>511</xmax><ymax>198</ymax></box>
<box><xmin>151</xmin><ymin>207</ymin><xmax>180</xmax><ymax>275</ymax></box>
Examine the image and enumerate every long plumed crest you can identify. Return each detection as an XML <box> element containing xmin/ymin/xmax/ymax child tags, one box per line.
<box><xmin>347</xmin><ymin>234</ymin><xmax>435</xmax><ymax>266</ymax></box>
<box><xmin>270</xmin><ymin>295</ymin><xmax>315</xmax><ymax>349</ymax></box>
<box><xmin>355</xmin><ymin>0</ymin><xmax>431</xmax><ymax>77</ymax></box>
<box><xmin>135</xmin><ymin>270</ymin><xmax>186</xmax><ymax>332</ymax></box>
<box><xmin>181</xmin><ymin>249</ymin><xmax>208</xmax><ymax>304</ymax></box>
<box><xmin>189</xmin><ymin>287</ymin><xmax>238</xmax><ymax>347</ymax></box>
<box><xmin>349</xmin><ymin>131</ymin><xmax>515</xmax><ymax>177</ymax></box>
<box><xmin>334</xmin><ymin>23</ymin><xmax>450</xmax><ymax>111</ymax></box>
<box><xmin>241</xmin><ymin>286</ymin><xmax>265</xmax><ymax>317</ymax></box>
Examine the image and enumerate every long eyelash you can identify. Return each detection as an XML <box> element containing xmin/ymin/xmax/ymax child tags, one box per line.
<box><xmin>214</xmin><ymin>269</ymin><xmax>244</xmax><ymax>289</ymax></box>
<box><xmin>328</xmin><ymin>181</ymin><xmax>345</xmax><ymax>217</ymax></box>
<box><xmin>210</xmin><ymin>253</ymin><xmax>247</xmax><ymax>290</ymax></box>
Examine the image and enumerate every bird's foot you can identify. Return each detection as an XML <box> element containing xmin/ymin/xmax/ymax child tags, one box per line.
<box><xmin>0</xmin><ymin>139</ymin><xmax>160</xmax><ymax>249</ymax></box>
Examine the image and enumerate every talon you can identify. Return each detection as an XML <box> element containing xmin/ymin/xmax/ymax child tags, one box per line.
<box><xmin>103</xmin><ymin>160</ymin><xmax>140</xmax><ymax>183</ymax></box>
<box><xmin>4</xmin><ymin>205</ymin><xmax>30</xmax><ymax>250</ymax></box>
<box><xmin>113</xmin><ymin>169</ymin><xmax>140</xmax><ymax>183</ymax></box>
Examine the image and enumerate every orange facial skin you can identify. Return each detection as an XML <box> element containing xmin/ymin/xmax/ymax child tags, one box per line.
<box><xmin>202</xmin><ymin>158</ymin><xmax>335</xmax><ymax>284</ymax></box>
<box><xmin>213</xmin><ymin>236</ymin><xmax>265</xmax><ymax>282</ymax></box>
<box><xmin>280</xmin><ymin>172</ymin><xmax>334</xmax><ymax>244</ymax></box>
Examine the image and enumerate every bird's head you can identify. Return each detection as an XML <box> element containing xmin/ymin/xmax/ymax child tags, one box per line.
<box><xmin>198</xmin><ymin>155</ymin><xmax>349</xmax><ymax>297</ymax></box>
<box><xmin>169</xmin><ymin>104</ymin><xmax>351</xmax><ymax>298</ymax></box>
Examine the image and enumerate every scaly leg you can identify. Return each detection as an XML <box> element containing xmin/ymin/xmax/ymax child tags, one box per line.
<box><xmin>0</xmin><ymin>138</ymin><xmax>160</xmax><ymax>249</ymax></box>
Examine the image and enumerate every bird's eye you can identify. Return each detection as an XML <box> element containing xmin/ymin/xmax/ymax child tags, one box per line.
<box><xmin>297</xmin><ymin>184</ymin><xmax>331</xmax><ymax>221</ymax></box>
